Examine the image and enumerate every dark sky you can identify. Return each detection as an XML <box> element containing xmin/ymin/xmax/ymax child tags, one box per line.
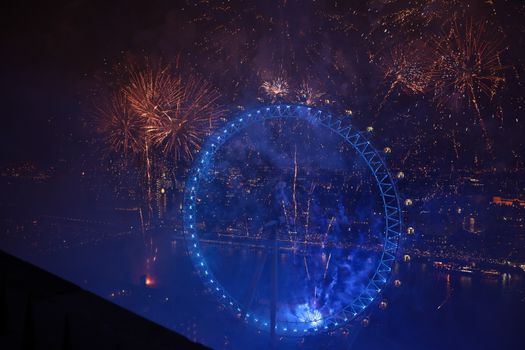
<box><xmin>1</xmin><ymin>0</ymin><xmax>524</xmax><ymax>169</ymax></box>
<box><xmin>0</xmin><ymin>0</ymin><xmax>186</xmax><ymax>164</ymax></box>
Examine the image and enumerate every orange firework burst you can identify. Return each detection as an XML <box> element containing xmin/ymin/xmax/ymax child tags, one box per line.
<box><xmin>96</xmin><ymin>60</ymin><xmax>223</xmax><ymax>216</ymax></box>
<box><xmin>124</xmin><ymin>63</ymin><xmax>184</xmax><ymax>122</ymax></box>
<box><xmin>297</xmin><ymin>82</ymin><xmax>324</xmax><ymax>106</ymax></box>
<box><xmin>376</xmin><ymin>44</ymin><xmax>431</xmax><ymax>115</ymax></box>
<box><xmin>119</xmin><ymin>62</ymin><xmax>185</xmax><ymax>214</ymax></box>
<box><xmin>381</xmin><ymin>45</ymin><xmax>431</xmax><ymax>95</ymax></box>
<box><xmin>370</xmin><ymin>0</ymin><xmax>462</xmax><ymax>41</ymax></box>
<box><xmin>145</xmin><ymin>78</ymin><xmax>223</xmax><ymax>161</ymax></box>
<box><xmin>261</xmin><ymin>77</ymin><xmax>289</xmax><ymax>101</ymax></box>
<box><xmin>97</xmin><ymin>91</ymin><xmax>144</xmax><ymax>157</ymax></box>
<box><xmin>427</xmin><ymin>19</ymin><xmax>507</xmax><ymax>135</ymax></box>
<box><xmin>118</xmin><ymin>62</ymin><xmax>223</xmax><ymax>162</ymax></box>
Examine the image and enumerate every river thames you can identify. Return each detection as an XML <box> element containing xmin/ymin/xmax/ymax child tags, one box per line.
<box><xmin>4</xmin><ymin>228</ymin><xmax>523</xmax><ymax>350</ymax></box>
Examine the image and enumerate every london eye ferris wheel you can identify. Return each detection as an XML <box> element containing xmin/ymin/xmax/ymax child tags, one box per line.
<box><xmin>183</xmin><ymin>104</ymin><xmax>403</xmax><ymax>336</ymax></box>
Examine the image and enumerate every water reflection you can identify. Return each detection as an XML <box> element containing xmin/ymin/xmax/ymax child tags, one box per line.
<box><xmin>7</xmin><ymin>232</ymin><xmax>525</xmax><ymax>350</ymax></box>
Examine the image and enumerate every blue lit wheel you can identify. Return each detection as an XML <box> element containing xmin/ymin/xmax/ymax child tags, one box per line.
<box><xmin>184</xmin><ymin>105</ymin><xmax>402</xmax><ymax>335</ymax></box>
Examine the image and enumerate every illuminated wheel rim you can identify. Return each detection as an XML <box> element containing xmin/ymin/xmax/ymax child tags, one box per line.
<box><xmin>183</xmin><ymin>104</ymin><xmax>402</xmax><ymax>335</ymax></box>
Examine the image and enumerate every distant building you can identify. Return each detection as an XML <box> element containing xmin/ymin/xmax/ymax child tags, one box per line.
<box><xmin>492</xmin><ymin>196</ymin><xmax>525</xmax><ymax>207</ymax></box>
<box><xmin>462</xmin><ymin>214</ymin><xmax>483</xmax><ymax>234</ymax></box>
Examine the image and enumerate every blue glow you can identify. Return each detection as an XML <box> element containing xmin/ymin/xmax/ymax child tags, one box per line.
<box><xmin>296</xmin><ymin>304</ymin><xmax>323</xmax><ymax>327</ymax></box>
<box><xmin>182</xmin><ymin>104</ymin><xmax>403</xmax><ymax>336</ymax></box>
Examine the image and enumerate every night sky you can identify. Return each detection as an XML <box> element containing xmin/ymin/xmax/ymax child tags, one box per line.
<box><xmin>2</xmin><ymin>0</ymin><xmax>525</xmax><ymax>169</ymax></box>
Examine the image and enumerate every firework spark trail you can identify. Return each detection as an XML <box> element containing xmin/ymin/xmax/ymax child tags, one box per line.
<box><xmin>244</xmin><ymin>219</ymin><xmax>250</xmax><ymax>237</ymax></box>
<box><xmin>97</xmin><ymin>91</ymin><xmax>144</xmax><ymax>157</ymax></box>
<box><xmin>437</xmin><ymin>274</ymin><xmax>454</xmax><ymax>310</ymax></box>
<box><xmin>428</xmin><ymin>19</ymin><xmax>507</xmax><ymax>149</ymax></box>
<box><xmin>376</xmin><ymin>79</ymin><xmax>400</xmax><ymax>118</ymax></box>
<box><xmin>322</xmin><ymin>216</ymin><xmax>336</xmax><ymax>248</ymax></box>
<box><xmin>375</xmin><ymin>45</ymin><xmax>430</xmax><ymax>118</ymax></box>
<box><xmin>304</xmin><ymin>182</ymin><xmax>316</xmax><ymax>240</ymax></box>
<box><xmin>138</xmin><ymin>208</ymin><xmax>145</xmax><ymax>242</ymax></box>
<box><xmin>144</xmin><ymin>141</ymin><xmax>153</xmax><ymax>219</ymax></box>
<box><xmin>304</xmin><ymin>256</ymin><xmax>311</xmax><ymax>281</ymax></box>
<box><xmin>292</xmin><ymin>145</ymin><xmax>298</xmax><ymax>229</ymax></box>
<box><xmin>281</xmin><ymin>199</ymin><xmax>293</xmax><ymax>243</ymax></box>
<box><xmin>400</xmin><ymin>148</ymin><xmax>413</xmax><ymax>167</ymax></box>
<box><xmin>323</xmin><ymin>252</ymin><xmax>332</xmax><ymax>281</ymax></box>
